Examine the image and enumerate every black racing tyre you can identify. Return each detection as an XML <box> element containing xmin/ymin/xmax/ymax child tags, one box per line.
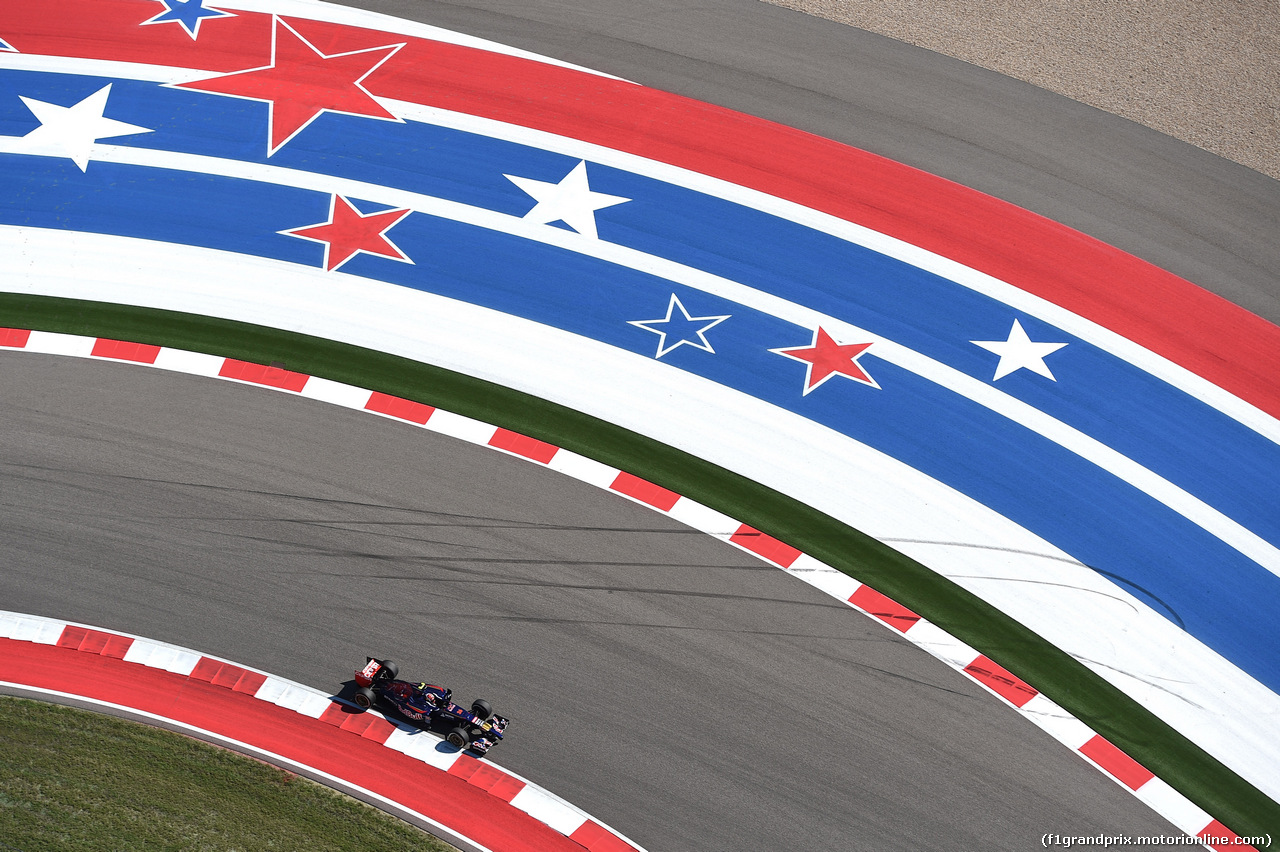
<box><xmin>378</xmin><ymin>659</ymin><xmax>399</xmax><ymax>681</ymax></box>
<box><xmin>352</xmin><ymin>687</ymin><xmax>375</xmax><ymax>711</ymax></box>
<box><xmin>445</xmin><ymin>726</ymin><xmax>471</xmax><ymax>749</ymax></box>
<box><xmin>470</xmin><ymin>699</ymin><xmax>492</xmax><ymax>721</ymax></box>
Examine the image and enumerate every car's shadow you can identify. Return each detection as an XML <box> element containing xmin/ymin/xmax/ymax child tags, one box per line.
<box><xmin>333</xmin><ymin>679</ymin><xmax>479</xmax><ymax>754</ymax></box>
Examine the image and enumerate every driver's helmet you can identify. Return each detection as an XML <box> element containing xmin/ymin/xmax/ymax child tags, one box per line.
<box><xmin>406</xmin><ymin>684</ymin><xmax>440</xmax><ymax>713</ymax></box>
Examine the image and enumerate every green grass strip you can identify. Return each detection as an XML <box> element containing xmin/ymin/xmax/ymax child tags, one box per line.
<box><xmin>0</xmin><ymin>695</ymin><xmax>456</xmax><ymax>852</ymax></box>
<box><xmin>4</xmin><ymin>292</ymin><xmax>1276</xmax><ymax>836</ymax></box>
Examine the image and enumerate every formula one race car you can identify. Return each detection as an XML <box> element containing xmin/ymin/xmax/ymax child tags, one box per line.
<box><xmin>350</xmin><ymin>657</ymin><xmax>510</xmax><ymax>756</ymax></box>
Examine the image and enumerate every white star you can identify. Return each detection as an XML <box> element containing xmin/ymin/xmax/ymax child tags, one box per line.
<box><xmin>504</xmin><ymin>160</ymin><xmax>629</xmax><ymax>239</ymax></box>
<box><xmin>629</xmin><ymin>294</ymin><xmax>731</xmax><ymax>358</ymax></box>
<box><xmin>16</xmin><ymin>84</ymin><xmax>152</xmax><ymax>172</ymax></box>
<box><xmin>971</xmin><ymin>319</ymin><xmax>1068</xmax><ymax>381</ymax></box>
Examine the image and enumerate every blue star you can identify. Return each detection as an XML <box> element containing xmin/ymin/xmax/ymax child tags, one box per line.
<box><xmin>141</xmin><ymin>0</ymin><xmax>236</xmax><ymax>40</ymax></box>
<box><xmin>629</xmin><ymin>294</ymin><xmax>731</xmax><ymax>359</ymax></box>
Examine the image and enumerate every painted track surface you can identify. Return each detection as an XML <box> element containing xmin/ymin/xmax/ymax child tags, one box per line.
<box><xmin>351</xmin><ymin>0</ymin><xmax>1280</xmax><ymax>328</ymax></box>
<box><xmin>2</xmin><ymin>0</ymin><xmax>1276</xmax><ymax>849</ymax></box>
<box><xmin>0</xmin><ymin>352</ymin><xmax>1187</xmax><ymax>850</ymax></box>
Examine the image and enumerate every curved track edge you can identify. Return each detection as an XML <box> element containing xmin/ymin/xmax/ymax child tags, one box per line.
<box><xmin>0</xmin><ymin>315</ymin><xmax>1270</xmax><ymax>845</ymax></box>
<box><xmin>0</xmin><ymin>612</ymin><xmax>646</xmax><ymax>852</ymax></box>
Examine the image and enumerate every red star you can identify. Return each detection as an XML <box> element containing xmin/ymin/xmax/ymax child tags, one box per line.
<box><xmin>177</xmin><ymin>17</ymin><xmax>403</xmax><ymax>155</ymax></box>
<box><xmin>770</xmin><ymin>327</ymin><xmax>879</xmax><ymax>394</ymax></box>
<box><xmin>282</xmin><ymin>195</ymin><xmax>414</xmax><ymax>271</ymax></box>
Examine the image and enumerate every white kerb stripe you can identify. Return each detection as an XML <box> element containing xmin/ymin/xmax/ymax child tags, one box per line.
<box><xmin>123</xmin><ymin>640</ymin><xmax>202</xmax><ymax>675</ymax></box>
<box><xmin>0</xmin><ymin>614</ymin><xmax>67</xmax><ymax>644</ymax></box>
<box><xmin>509</xmin><ymin>785</ymin><xmax>590</xmax><ymax>836</ymax></box>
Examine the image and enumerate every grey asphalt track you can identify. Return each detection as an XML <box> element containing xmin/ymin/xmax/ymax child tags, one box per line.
<box><xmin>0</xmin><ymin>354</ymin><xmax>1184</xmax><ymax>850</ymax></box>
<box><xmin>4</xmin><ymin>0</ymin><xmax>1274</xmax><ymax>849</ymax></box>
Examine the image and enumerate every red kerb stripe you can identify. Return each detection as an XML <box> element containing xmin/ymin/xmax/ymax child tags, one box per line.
<box><xmin>1198</xmin><ymin>819</ymin><xmax>1257</xmax><ymax>852</ymax></box>
<box><xmin>848</xmin><ymin>585</ymin><xmax>921</xmax><ymax>633</ymax></box>
<box><xmin>1078</xmin><ymin>735</ymin><xmax>1154</xmax><ymax>791</ymax></box>
<box><xmin>610</xmin><ymin>471</ymin><xmax>680</xmax><ymax>511</ymax></box>
<box><xmin>569</xmin><ymin>819</ymin><xmax>638</xmax><ymax>852</ymax></box>
<box><xmin>729</xmin><ymin>524</ymin><xmax>802</xmax><ymax>568</ymax></box>
<box><xmin>963</xmin><ymin>655</ymin><xmax>1038</xmax><ymax>708</ymax></box>
<box><xmin>57</xmin><ymin>626</ymin><xmax>134</xmax><ymax>659</ymax></box>
<box><xmin>488</xmin><ymin>428</ymin><xmax>559</xmax><ymax>464</ymax></box>
<box><xmin>91</xmin><ymin>338</ymin><xmax>161</xmax><ymax>364</ymax></box>
<box><xmin>364</xmin><ymin>391</ymin><xmax>435</xmax><ymax>424</ymax></box>
<box><xmin>449</xmin><ymin>757</ymin><xmax>525</xmax><ymax>801</ymax></box>
<box><xmin>218</xmin><ymin>358</ymin><xmax>310</xmax><ymax>392</ymax></box>
<box><xmin>0</xmin><ymin>328</ymin><xmax>31</xmax><ymax>348</ymax></box>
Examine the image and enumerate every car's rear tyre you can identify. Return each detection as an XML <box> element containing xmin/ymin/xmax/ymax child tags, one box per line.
<box><xmin>470</xmin><ymin>699</ymin><xmax>492</xmax><ymax>721</ymax></box>
<box><xmin>445</xmin><ymin>726</ymin><xmax>471</xmax><ymax>749</ymax></box>
<box><xmin>378</xmin><ymin>659</ymin><xmax>399</xmax><ymax>681</ymax></box>
<box><xmin>352</xmin><ymin>687</ymin><xmax>375</xmax><ymax>711</ymax></box>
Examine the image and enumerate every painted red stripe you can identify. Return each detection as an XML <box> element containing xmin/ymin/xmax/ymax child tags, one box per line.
<box><xmin>0</xmin><ymin>328</ymin><xmax>31</xmax><ymax>348</ymax></box>
<box><xmin>364</xmin><ymin>391</ymin><xmax>435</xmax><ymax>425</ymax></box>
<box><xmin>848</xmin><ymin>584</ymin><xmax>921</xmax><ymax>633</ymax></box>
<box><xmin>191</xmin><ymin>657</ymin><xmax>269</xmax><ymax>695</ymax></box>
<box><xmin>91</xmin><ymin>338</ymin><xmax>162</xmax><ymax>364</ymax></box>
<box><xmin>570</xmin><ymin>819</ymin><xmax>639</xmax><ymax>852</ymax></box>
<box><xmin>57</xmin><ymin>626</ymin><xmax>133</xmax><ymax>659</ymax></box>
<box><xmin>963</xmin><ymin>655</ymin><xmax>1038</xmax><ymax>708</ymax></box>
<box><xmin>233</xmin><ymin>669</ymin><xmax>268</xmax><ymax>695</ymax></box>
<box><xmin>218</xmin><ymin>358</ymin><xmax>310</xmax><ymax>392</ymax></box>
<box><xmin>56</xmin><ymin>625</ymin><xmax>92</xmax><ymax>649</ymax></box>
<box><xmin>609</xmin><ymin>471</ymin><xmax>680</xmax><ymax>512</ymax></box>
<box><xmin>488</xmin><ymin>428</ymin><xmax>559</xmax><ymax>464</ymax></box>
<box><xmin>338</xmin><ymin>712</ymin><xmax>396</xmax><ymax>743</ymax></box>
<box><xmin>209</xmin><ymin>662</ymin><xmax>249</xmax><ymax>689</ymax></box>
<box><xmin>1078</xmin><ymin>735</ymin><xmax>1154</xmax><ymax>791</ymax></box>
<box><xmin>1</xmin><ymin>0</ymin><xmax>273</xmax><ymax>72</ymax></box>
<box><xmin>9</xmin><ymin>0</ymin><xmax>1278</xmax><ymax>423</ymax></box>
<box><xmin>189</xmin><ymin>656</ymin><xmax>225</xmax><ymax>682</ymax></box>
<box><xmin>730</xmin><ymin>524</ymin><xmax>802</xmax><ymax>568</ymax></box>
<box><xmin>1198</xmin><ymin>819</ymin><xmax>1258</xmax><ymax>852</ymax></box>
<box><xmin>449</xmin><ymin>756</ymin><xmax>526</xmax><ymax>802</ymax></box>
<box><xmin>0</xmin><ymin>639</ymin><xmax>588</xmax><ymax>852</ymax></box>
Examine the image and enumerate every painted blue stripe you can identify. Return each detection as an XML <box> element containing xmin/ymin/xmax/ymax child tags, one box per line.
<box><xmin>3</xmin><ymin>157</ymin><xmax>1279</xmax><ymax>692</ymax></box>
<box><xmin>5</xmin><ymin>70</ymin><xmax>1277</xmax><ymax>557</ymax></box>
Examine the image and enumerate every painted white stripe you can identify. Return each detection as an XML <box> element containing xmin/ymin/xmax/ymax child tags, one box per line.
<box><xmin>1021</xmin><ymin>695</ymin><xmax>1097</xmax><ymax>751</ymax></box>
<box><xmin>0</xmin><ymin>613</ymin><xmax>66</xmax><ymax>644</ymax></box>
<box><xmin>255</xmin><ymin>676</ymin><xmax>331</xmax><ymax>717</ymax></box>
<box><xmin>902</xmin><ymin>622</ymin><xmax>981</xmax><ymax>671</ymax></box>
<box><xmin>382</xmin><ymin>727</ymin><xmax>464</xmax><ymax>771</ymax></box>
<box><xmin>426</xmin><ymin>409</ymin><xmax>502</xmax><ymax>446</ymax></box>
<box><xmin>153</xmin><ymin>347</ymin><xmax>226</xmax><ymax>376</ymax></box>
<box><xmin>25</xmin><ymin>330</ymin><xmax>95</xmax><ymax>357</ymax></box>
<box><xmin>793</xmin><ymin>565</ymin><xmax>862</xmax><ymax>602</ymax></box>
<box><xmin>2</xmin><ymin>50</ymin><xmax>1274</xmax><ymax>456</ymax></box>
<box><xmin>214</xmin><ymin>0</ymin><xmax>632</xmax><ymax>80</ymax></box>
<box><xmin>1</xmin><ymin>142</ymin><xmax>1273</xmax><ymax>576</ymax></box>
<box><xmin>299</xmin><ymin>375</ymin><xmax>373</xmax><ymax>408</ymax></box>
<box><xmin>0</xmin><ymin>9</ymin><xmax>626</xmax><ymax>83</ymax></box>
<box><xmin>545</xmin><ymin>451</ymin><xmax>624</xmax><ymax>490</ymax></box>
<box><xmin>5</xmin><ymin>228</ymin><xmax>1279</xmax><ymax>799</ymax></box>
<box><xmin>123</xmin><ymin>639</ymin><xmax>202</xmax><ymax>675</ymax></box>
<box><xmin>510</xmin><ymin>785</ymin><xmax>590</xmax><ymax>836</ymax></box>
<box><xmin>1134</xmin><ymin>778</ymin><xmax>1214</xmax><ymax>838</ymax></box>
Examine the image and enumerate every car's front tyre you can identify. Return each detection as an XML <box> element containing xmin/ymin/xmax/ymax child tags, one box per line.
<box><xmin>445</xmin><ymin>726</ymin><xmax>471</xmax><ymax>749</ymax></box>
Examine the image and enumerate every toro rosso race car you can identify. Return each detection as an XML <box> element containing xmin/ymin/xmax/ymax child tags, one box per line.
<box><xmin>351</xmin><ymin>657</ymin><xmax>510</xmax><ymax>756</ymax></box>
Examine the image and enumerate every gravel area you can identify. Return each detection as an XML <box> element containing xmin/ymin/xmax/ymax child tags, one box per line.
<box><xmin>764</xmin><ymin>0</ymin><xmax>1280</xmax><ymax>179</ymax></box>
